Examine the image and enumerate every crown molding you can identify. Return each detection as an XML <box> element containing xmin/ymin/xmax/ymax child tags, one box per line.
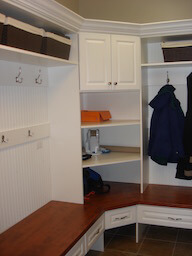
<box><xmin>1</xmin><ymin>0</ymin><xmax>192</xmax><ymax>37</ymax></box>
<box><xmin>140</xmin><ymin>19</ymin><xmax>192</xmax><ymax>38</ymax></box>
<box><xmin>1</xmin><ymin>0</ymin><xmax>83</xmax><ymax>33</ymax></box>
<box><xmin>80</xmin><ymin>19</ymin><xmax>140</xmax><ymax>35</ymax></box>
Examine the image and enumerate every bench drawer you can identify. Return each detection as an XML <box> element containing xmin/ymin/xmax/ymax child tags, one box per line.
<box><xmin>105</xmin><ymin>206</ymin><xmax>136</xmax><ymax>230</ymax></box>
<box><xmin>65</xmin><ymin>236</ymin><xmax>85</xmax><ymax>256</ymax></box>
<box><xmin>137</xmin><ymin>205</ymin><xmax>192</xmax><ymax>229</ymax></box>
<box><xmin>85</xmin><ymin>215</ymin><xmax>105</xmax><ymax>252</ymax></box>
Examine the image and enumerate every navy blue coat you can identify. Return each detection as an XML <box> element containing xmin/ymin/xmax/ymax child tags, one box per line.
<box><xmin>148</xmin><ymin>84</ymin><xmax>185</xmax><ymax>165</ymax></box>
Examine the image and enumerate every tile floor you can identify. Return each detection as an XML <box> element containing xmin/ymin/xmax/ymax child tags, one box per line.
<box><xmin>86</xmin><ymin>224</ymin><xmax>192</xmax><ymax>256</ymax></box>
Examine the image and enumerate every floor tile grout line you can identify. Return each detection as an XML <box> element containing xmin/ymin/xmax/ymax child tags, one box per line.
<box><xmin>142</xmin><ymin>237</ymin><xmax>178</xmax><ymax>243</ymax></box>
<box><xmin>104</xmin><ymin>234</ymin><xmax>118</xmax><ymax>250</ymax></box>
<box><xmin>104</xmin><ymin>228</ymin><xmax>120</xmax><ymax>249</ymax></box>
<box><xmin>137</xmin><ymin>225</ymin><xmax>150</xmax><ymax>255</ymax></box>
<box><xmin>105</xmin><ymin>248</ymin><xmax>138</xmax><ymax>255</ymax></box>
<box><xmin>171</xmin><ymin>228</ymin><xmax>179</xmax><ymax>256</ymax></box>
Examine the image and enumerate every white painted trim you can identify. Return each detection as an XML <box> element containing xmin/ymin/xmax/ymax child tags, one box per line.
<box><xmin>1</xmin><ymin>0</ymin><xmax>83</xmax><ymax>33</ymax></box>
<box><xmin>80</xmin><ymin>19</ymin><xmax>139</xmax><ymax>35</ymax></box>
<box><xmin>2</xmin><ymin>0</ymin><xmax>192</xmax><ymax>36</ymax></box>
<box><xmin>140</xmin><ymin>19</ymin><xmax>192</xmax><ymax>38</ymax></box>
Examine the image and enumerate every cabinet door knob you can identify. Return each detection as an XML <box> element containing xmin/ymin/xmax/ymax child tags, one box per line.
<box><xmin>114</xmin><ymin>82</ymin><xmax>118</xmax><ymax>85</ymax></box>
<box><xmin>108</xmin><ymin>82</ymin><xmax>112</xmax><ymax>85</ymax></box>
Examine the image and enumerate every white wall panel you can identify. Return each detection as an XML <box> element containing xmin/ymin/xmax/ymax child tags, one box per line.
<box><xmin>0</xmin><ymin>139</ymin><xmax>51</xmax><ymax>233</ymax></box>
<box><xmin>0</xmin><ymin>60</ymin><xmax>51</xmax><ymax>233</ymax></box>
<box><xmin>0</xmin><ymin>86</ymin><xmax>48</xmax><ymax>131</ymax></box>
<box><xmin>48</xmin><ymin>65</ymin><xmax>83</xmax><ymax>204</ymax></box>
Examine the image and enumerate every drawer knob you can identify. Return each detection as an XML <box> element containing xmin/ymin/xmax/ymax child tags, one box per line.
<box><xmin>108</xmin><ymin>82</ymin><xmax>112</xmax><ymax>85</ymax></box>
<box><xmin>91</xmin><ymin>228</ymin><xmax>100</xmax><ymax>241</ymax></box>
<box><xmin>168</xmin><ymin>217</ymin><xmax>182</xmax><ymax>221</ymax></box>
<box><xmin>115</xmin><ymin>216</ymin><xmax>128</xmax><ymax>221</ymax></box>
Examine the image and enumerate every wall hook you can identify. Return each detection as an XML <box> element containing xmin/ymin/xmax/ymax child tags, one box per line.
<box><xmin>28</xmin><ymin>130</ymin><xmax>34</xmax><ymax>137</ymax></box>
<box><xmin>166</xmin><ymin>71</ymin><xmax>170</xmax><ymax>84</ymax></box>
<box><xmin>1</xmin><ymin>135</ymin><xmax>8</xmax><ymax>143</ymax></box>
<box><xmin>16</xmin><ymin>67</ymin><xmax>23</xmax><ymax>83</ymax></box>
<box><xmin>35</xmin><ymin>69</ymin><xmax>42</xmax><ymax>85</ymax></box>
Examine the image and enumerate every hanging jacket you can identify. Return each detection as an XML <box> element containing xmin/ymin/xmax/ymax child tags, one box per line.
<box><xmin>183</xmin><ymin>72</ymin><xmax>192</xmax><ymax>155</ymax></box>
<box><xmin>148</xmin><ymin>84</ymin><xmax>185</xmax><ymax>165</ymax></box>
<box><xmin>176</xmin><ymin>72</ymin><xmax>192</xmax><ymax>179</ymax></box>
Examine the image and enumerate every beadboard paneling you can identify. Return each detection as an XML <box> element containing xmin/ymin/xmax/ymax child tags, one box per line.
<box><xmin>0</xmin><ymin>139</ymin><xmax>51</xmax><ymax>233</ymax></box>
<box><xmin>0</xmin><ymin>61</ymin><xmax>51</xmax><ymax>233</ymax></box>
<box><xmin>0</xmin><ymin>86</ymin><xmax>48</xmax><ymax>131</ymax></box>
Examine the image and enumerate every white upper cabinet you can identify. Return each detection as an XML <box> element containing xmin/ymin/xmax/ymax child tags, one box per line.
<box><xmin>79</xmin><ymin>33</ymin><xmax>141</xmax><ymax>91</ymax></box>
<box><xmin>111</xmin><ymin>35</ymin><xmax>141</xmax><ymax>90</ymax></box>
<box><xmin>79</xmin><ymin>33</ymin><xmax>111</xmax><ymax>90</ymax></box>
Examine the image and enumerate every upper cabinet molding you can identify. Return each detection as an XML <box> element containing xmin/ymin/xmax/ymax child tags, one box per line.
<box><xmin>1</xmin><ymin>0</ymin><xmax>192</xmax><ymax>36</ymax></box>
<box><xmin>80</xmin><ymin>19</ymin><xmax>139</xmax><ymax>36</ymax></box>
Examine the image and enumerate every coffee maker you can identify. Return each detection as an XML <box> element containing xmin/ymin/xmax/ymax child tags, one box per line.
<box><xmin>85</xmin><ymin>129</ymin><xmax>101</xmax><ymax>155</ymax></box>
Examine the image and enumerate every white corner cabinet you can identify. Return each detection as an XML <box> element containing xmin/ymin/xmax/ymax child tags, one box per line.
<box><xmin>79</xmin><ymin>33</ymin><xmax>141</xmax><ymax>91</ymax></box>
<box><xmin>79</xmin><ymin>32</ymin><xmax>143</xmax><ymax>192</ymax></box>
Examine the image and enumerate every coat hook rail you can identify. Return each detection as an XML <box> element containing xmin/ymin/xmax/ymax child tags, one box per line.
<box><xmin>35</xmin><ymin>69</ymin><xmax>42</xmax><ymax>85</ymax></box>
<box><xmin>16</xmin><ymin>67</ymin><xmax>23</xmax><ymax>83</ymax></box>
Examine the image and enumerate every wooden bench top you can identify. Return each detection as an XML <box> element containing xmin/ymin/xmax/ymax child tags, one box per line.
<box><xmin>1</xmin><ymin>182</ymin><xmax>192</xmax><ymax>256</ymax></box>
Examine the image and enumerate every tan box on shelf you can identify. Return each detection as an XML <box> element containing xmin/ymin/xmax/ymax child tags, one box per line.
<box><xmin>3</xmin><ymin>17</ymin><xmax>44</xmax><ymax>53</ymax></box>
<box><xmin>41</xmin><ymin>31</ymin><xmax>71</xmax><ymax>60</ymax></box>
<box><xmin>161</xmin><ymin>41</ymin><xmax>192</xmax><ymax>62</ymax></box>
<box><xmin>81</xmin><ymin>110</ymin><xmax>111</xmax><ymax>122</ymax></box>
<box><xmin>0</xmin><ymin>13</ymin><xmax>5</xmax><ymax>43</ymax></box>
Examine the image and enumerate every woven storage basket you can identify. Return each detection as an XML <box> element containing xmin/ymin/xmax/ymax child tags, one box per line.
<box><xmin>42</xmin><ymin>31</ymin><xmax>71</xmax><ymax>60</ymax></box>
<box><xmin>161</xmin><ymin>41</ymin><xmax>192</xmax><ymax>62</ymax></box>
<box><xmin>3</xmin><ymin>17</ymin><xmax>44</xmax><ymax>53</ymax></box>
<box><xmin>0</xmin><ymin>13</ymin><xmax>5</xmax><ymax>44</ymax></box>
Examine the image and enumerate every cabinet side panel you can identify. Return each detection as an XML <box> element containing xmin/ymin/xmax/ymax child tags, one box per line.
<box><xmin>142</xmin><ymin>69</ymin><xmax>149</xmax><ymax>192</ymax></box>
<box><xmin>48</xmin><ymin>65</ymin><xmax>83</xmax><ymax>203</ymax></box>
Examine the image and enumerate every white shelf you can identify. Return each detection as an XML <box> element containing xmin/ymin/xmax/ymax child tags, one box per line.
<box><xmin>81</xmin><ymin>120</ymin><xmax>140</xmax><ymax>128</ymax></box>
<box><xmin>0</xmin><ymin>45</ymin><xmax>77</xmax><ymax>67</ymax></box>
<box><xmin>82</xmin><ymin>151</ymin><xmax>140</xmax><ymax>168</ymax></box>
<box><xmin>141</xmin><ymin>61</ymin><xmax>192</xmax><ymax>68</ymax></box>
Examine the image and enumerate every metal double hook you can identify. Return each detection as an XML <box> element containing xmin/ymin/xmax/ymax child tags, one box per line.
<box><xmin>1</xmin><ymin>135</ymin><xmax>8</xmax><ymax>143</ymax></box>
<box><xmin>35</xmin><ymin>69</ymin><xmax>42</xmax><ymax>85</ymax></box>
<box><xmin>15</xmin><ymin>67</ymin><xmax>43</xmax><ymax>85</ymax></box>
<box><xmin>16</xmin><ymin>67</ymin><xmax>23</xmax><ymax>83</ymax></box>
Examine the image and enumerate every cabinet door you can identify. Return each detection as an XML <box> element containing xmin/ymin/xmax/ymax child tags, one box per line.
<box><xmin>79</xmin><ymin>33</ymin><xmax>111</xmax><ymax>91</ymax></box>
<box><xmin>111</xmin><ymin>35</ymin><xmax>141</xmax><ymax>90</ymax></box>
